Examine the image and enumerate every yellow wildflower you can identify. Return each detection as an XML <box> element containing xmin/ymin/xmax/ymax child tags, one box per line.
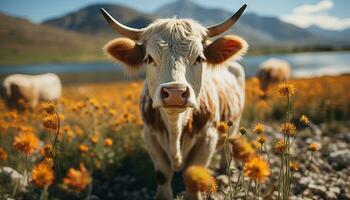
<box><xmin>253</xmin><ymin>123</ymin><xmax>264</xmax><ymax>135</ymax></box>
<box><xmin>229</xmin><ymin>136</ymin><xmax>255</xmax><ymax>161</ymax></box>
<box><xmin>13</xmin><ymin>131</ymin><xmax>40</xmax><ymax>155</ymax></box>
<box><xmin>31</xmin><ymin>162</ymin><xmax>54</xmax><ymax>188</ymax></box>
<box><xmin>0</xmin><ymin>146</ymin><xmax>8</xmax><ymax>161</ymax></box>
<box><xmin>43</xmin><ymin>115</ymin><xmax>58</xmax><ymax>130</ymax></box>
<box><xmin>300</xmin><ymin>115</ymin><xmax>310</xmax><ymax>125</ymax></box>
<box><xmin>44</xmin><ymin>102</ymin><xmax>56</xmax><ymax>114</ymax></box>
<box><xmin>278</xmin><ymin>81</ymin><xmax>296</xmax><ymax>97</ymax></box>
<box><xmin>78</xmin><ymin>144</ymin><xmax>89</xmax><ymax>153</ymax></box>
<box><xmin>183</xmin><ymin>165</ymin><xmax>217</xmax><ymax>194</ymax></box>
<box><xmin>258</xmin><ymin>135</ymin><xmax>267</xmax><ymax>145</ymax></box>
<box><xmin>309</xmin><ymin>143</ymin><xmax>319</xmax><ymax>152</ymax></box>
<box><xmin>275</xmin><ymin>139</ymin><xmax>286</xmax><ymax>153</ymax></box>
<box><xmin>280</xmin><ymin>122</ymin><xmax>297</xmax><ymax>137</ymax></box>
<box><xmin>289</xmin><ymin>161</ymin><xmax>299</xmax><ymax>172</ymax></box>
<box><xmin>63</xmin><ymin>163</ymin><xmax>91</xmax><ymax>192</ymax></box>
<box><xmin>244</xmin><ymin>155</ymin><xmax>270</xmax><ymax>183</ymax></box>
<box><xmin>104</xmin><ymin>138</ymin><xmax>113</xmax><ymax>147</ymax></box>
<box><xmin>217</xmin><ymin>121</ymin><xmax>229</xmax><ymax>135</ymax></box>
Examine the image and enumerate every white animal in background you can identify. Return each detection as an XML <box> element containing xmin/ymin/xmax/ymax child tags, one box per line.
<box><xmin>1</xmin><ymin>73</ymin><xmax>62</xmax><ymax>108</ymax></box>
<box><xmin>101</xmin><ymin>4</ymin><xmax>248</xmax><ymax>200</ymax></box>
<box><xmin>257</xmin><ymin>58</ymin><xmax>292</xmax><ymax>92</ymax></box>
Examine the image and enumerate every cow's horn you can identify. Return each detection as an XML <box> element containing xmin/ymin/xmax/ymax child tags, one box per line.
<box><xmin>207</xmin><ymin>4</ymin><xmax>247</xmax><ymax>37</ymax></box>
<box><xmin>100</xmin><ymin>8</ymin><xmax>142</xmax><ymax>40</ymax></box>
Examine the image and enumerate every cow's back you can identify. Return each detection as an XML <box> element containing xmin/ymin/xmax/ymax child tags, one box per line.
<box><xmin>203</xmin><ymin>63</ymin><xmax>244</xmax><ymax>131</ymax></box>
<box><xmin>33</xmin><ymin>73</ymin><xmax>62</xmax><ymax>100</ymax></box>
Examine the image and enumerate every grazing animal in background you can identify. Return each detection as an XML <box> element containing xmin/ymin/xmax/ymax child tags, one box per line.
<box><xmin>257</xmin><ymin>58</ymin><xmax>292</xmax><ymax>92</ymax></box>
<box><xmin>1</xmin><ymin>73</ymin><xmax>62</xmax><ymax>109</ymax></box>
<box><xmin>101</xmin><ymin>4</ymin><xmax>248</xmax><ymax>200</ymax></box>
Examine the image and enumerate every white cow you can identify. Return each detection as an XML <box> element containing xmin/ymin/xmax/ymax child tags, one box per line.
<box><xmin>1</xmin><ymin>73</ymin><xmax>62</xmax><ymax>108</ymax></box>
<box><xmin>101</xmin><ymin>5</ymin><xmax>248</xmax><ymax>200</ymax></box>
<box><xmin>257</xmin><ymin>58</ymin><xmax>292</xmax><ymax>92</ymax></box>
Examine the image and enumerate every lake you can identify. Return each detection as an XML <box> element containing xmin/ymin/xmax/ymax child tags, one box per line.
<box><xmin>1</xmin><ymin>51</ymin><xmax>349</xmax><ymax>83</ymax></box>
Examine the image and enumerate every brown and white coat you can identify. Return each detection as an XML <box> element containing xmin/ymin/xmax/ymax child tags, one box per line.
<box><xmin>101</xmin><ymin>5</ymin><xmax>248</xmax><ymax>200</ymax></box>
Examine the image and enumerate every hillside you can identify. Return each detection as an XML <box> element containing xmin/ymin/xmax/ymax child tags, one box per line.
<box><xmin>0</xmin><ymin>13</ymin><xmax>107</xmax><ymax>65</ymax></box>
<box><xmin>43</xmin><ymin>4</ymin><xmax>155</xmax><ymax>36</ymax></box>
<box><xmin>43</xmin><ymin>0</ymin><xmax>343</xmax><ymax>50</ymax></box>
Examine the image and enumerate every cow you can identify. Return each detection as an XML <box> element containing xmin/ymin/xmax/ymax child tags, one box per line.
<box><xmin>257</xmin><ymin>58</ymin><xmax>292</xmax><ymax>92</ymax></box>
<box><xmin>100</xmin><ymin>5</ymin><xmax>248</xmax><ymax>200</ymax></box>
<box><xmin>1</xmin><ymin>73</ymin><xmax>62</xmax><ymax>109</ymax></box>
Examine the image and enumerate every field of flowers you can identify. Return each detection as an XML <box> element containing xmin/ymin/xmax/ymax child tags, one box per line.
<box><xmin>0</xmin><ymin>75</ymin><xmax>349</xmax><ymax>199</ymax></box>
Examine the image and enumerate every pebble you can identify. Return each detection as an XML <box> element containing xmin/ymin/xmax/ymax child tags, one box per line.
<box><xmin>328</xmin><ymin>149</ymin><xmax>350</xmax><ymax>170</ymax></box>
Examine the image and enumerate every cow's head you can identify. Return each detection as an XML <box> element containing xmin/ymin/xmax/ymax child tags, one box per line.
<box><xmin>102</xmin><ymin>5</ymin><xmax>248</xmax><ymax>112</ymax></box>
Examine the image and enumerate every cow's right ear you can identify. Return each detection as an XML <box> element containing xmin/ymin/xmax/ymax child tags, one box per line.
<box><xmin>104</xmin><ymin>38</ymin><xmax>145</xmax><ymax>72</ymax></box>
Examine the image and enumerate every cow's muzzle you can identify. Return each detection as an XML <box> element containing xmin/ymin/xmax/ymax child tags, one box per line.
<box><xmin>160</xmin><ymin>83</ymin><xmax>189</xmax><ymax>107</ymax></box>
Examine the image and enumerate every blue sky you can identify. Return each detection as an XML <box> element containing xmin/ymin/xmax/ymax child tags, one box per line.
<box><xmin>1</xmin><ymin>0</ymin><xmax>349</xmax><ymax>30</ymax></box>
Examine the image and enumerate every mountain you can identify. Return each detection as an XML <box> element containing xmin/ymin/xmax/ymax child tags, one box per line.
<box><xmin>42</xmin><ymin>0</ymin><xmax>342</xmax><ymax>49</ymax></box>
<box><xmin>307</xmin><ymin>25</ymin><xmax>350</xmax><ymax>43</ymax></box>
<box><xmin>0</xmin><ymin>13</ymin><xmax>106</xmax><ymax>65</ymax></box>
<box><xmin>155</xmin><ymin>0</ymin><xmax>324</xmax><ymax>47</ymax></box>
<box><xmin>43</xmin><ymin>4</ymin><xmax>155</xmax><ymax>36</ymax></box>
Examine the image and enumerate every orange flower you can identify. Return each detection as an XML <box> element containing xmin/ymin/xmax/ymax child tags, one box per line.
<box><xmin>229</xmin><ymin>136</ymin><xmax>255</xmax><ymax>161</ymax></box>
<box><xmin>253</xmin><ymin>123</ymin><xmax>264</xmax><ymax>135</ymax></box>
<box><xmin>63</xmin><ymin>163</ymin><xmax>91</xmax><ymax>192</ymax></box>
<box><xmin>309</xmin><ymin>143</ymin><xmax>319</xmax><ymax>152</ymax></box>
<box><xmin>44</xmin><ymin>102</ymin><xmax>56</xmax><ymax>115</ymax></box>
<box><xmin>280</xmin><ymin>122</ymin><xmax>297</xmax><ymax>137</ymax></box>
<box><xmin>274</xmin><ymin>139</ymin><xmax>286</xmax><ymax>153</ymax></box>
<box><xmin>0</xmin><ymin>146</ymin><xmax>8</xmax><ymax>161</ymax></box>
<box><xmin>244</xmin><ymin>155</ymin><xmax>270</xmax><ymax>183</ymax></box>
<box><xmin>40</xmin><ymin>144</ymin><xmax>53</xmax><ymax>157</ymax></box>
<box><xmin>89</xmin><ymin>132</ymin><xmax>100</xmax><ymax>144</ymax></box>
<box><xmin>104</xmin><ymin>138</ymin><xmax>113</xmax><ymax>147</ymax></box>
<box><xmin>13</xmin><ymin>131</ymin><xmax>40</xmax><ymax>155</ymax></box>
<box><xmin>289</xmin><ymin>161</ymin><xmax>299</xmax><ymax>172</ymax></box>
<box><xmin>183</xmin><ymin>165</ymin><xmax>217</xmax><ymax>194</ymax></box>
<box><xmin>43</xmin><ymin>115</ymin><xmax>58</xmax><ymax>130</ymax></box>
<box><xmin>78</xmin><ymin>144</ymin><xmax>89</xmax><ymax>153</ymax></box>
<box><xmin>278</xmin><ymin>81</ymin><xmax>295</xmax><ymax>97</ymax></box>
<box><xmin>31</xmin><ymin>162</ymin><xmax>54</xmax><ymax>188</ymax></box>
<box><xmin>257</xmin><ymin>135</ymin><xmax>267</xmax><ymax>145</ymax></box>
<box><xmin>217</xmin><ymin>121</ymin><xmax>229</xmax><ymax>134</ymax></box>
<box><xmin>300</xmin><ymin>115</ymin><xmax>310</xmax><ymax>125</ymax></box>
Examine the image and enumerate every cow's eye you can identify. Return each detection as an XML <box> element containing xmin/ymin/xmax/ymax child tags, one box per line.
<box><xmin>196</xmin><ymin>55</ymin><xmax>206</xmax><ymax>63</ymax></box>
<box><xmin>145</xmin><ymin>55</ymin><xmax>154</xmax><ymax>64</ymax></box>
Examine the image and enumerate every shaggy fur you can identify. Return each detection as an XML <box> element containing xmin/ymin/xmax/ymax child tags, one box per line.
<box><xmin>104</xmin><ymin>18</ymin><xmax>247</xmax><ymax>200</ymax></box>
<box><xmin>2</xmin><ymin>73</ymin><xmax>62</xmax><ymax>109</ymax></box>
<box><xmin>257</xmin><ymin>58</ymin><xmax>292</xmax><ymax>91</ymax></box>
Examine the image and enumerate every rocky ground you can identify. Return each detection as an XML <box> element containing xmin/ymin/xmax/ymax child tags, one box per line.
<box><xmin>1</xmin><ymin>122</ymin><xmax>349</xmax><ymax>200</ymax></box>
<box><xmin>213</xmin><ymin>122</ymin><xmax>350</xmax><ymax>200</ymax></box>
<box><xmin>89</xmin><ymin>122</ymin><xmax>350</xmax><ymax>200</ymax></box>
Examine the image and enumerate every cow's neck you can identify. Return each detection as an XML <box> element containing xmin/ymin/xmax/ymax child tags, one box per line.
<box><xmin>160</xmin><ymin>108</ymin><xmax>190</xmax><ymax>169</ymax></box>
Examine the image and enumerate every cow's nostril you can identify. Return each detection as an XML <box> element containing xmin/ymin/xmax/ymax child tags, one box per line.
<box><xmin>160</xmin><ymin>87</ymin><xmax>169</xmax><ymax>99</ymax></box>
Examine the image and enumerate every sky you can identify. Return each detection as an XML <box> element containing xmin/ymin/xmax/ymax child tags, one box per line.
<box><xmin>0</xmin><ymin>0</ymin><xmax>350</xmax><ymax>30</ymax></box>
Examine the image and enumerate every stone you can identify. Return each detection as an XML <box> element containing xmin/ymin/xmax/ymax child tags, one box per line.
<box><xmin>328</xmin><ymin>149</ymin><xmax>350</xmax><ymax>170</ymax></box>
<box><xmin>308</xmin><ymin>183</ymin><xmax>327</xmax><ymax>197</ymax></box>
<box><xmin>216</xmin><ymin>175</ymin><xmax>229</xmax><ymax>186</ymax></box>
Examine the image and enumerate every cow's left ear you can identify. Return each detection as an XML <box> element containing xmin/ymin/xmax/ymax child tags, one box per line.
<box><xmin>204</xmin><ymin>35</ymin><xmax>248</xmax><ymax>65</ymax></box>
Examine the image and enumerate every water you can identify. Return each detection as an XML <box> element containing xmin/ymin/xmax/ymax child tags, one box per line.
<box><xmin>240</xmin><ymin>51</ymin><xmax>350</xmax><ymax>78</ymax></box>
<box><xmin>0</xmin><ymin>51</ymin><xmax>349</xmax><ymax>80</ymax></box>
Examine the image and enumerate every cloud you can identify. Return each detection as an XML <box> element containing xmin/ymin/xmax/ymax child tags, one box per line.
<box><xmin>282</xmin><ymin>0</ymin><xmax>350</xmax><ymax>31</ymax></box>
<box><xmin>293</xmin><ymin>0</ymin><xmax>333</xmax><ymax>14</ymax></box>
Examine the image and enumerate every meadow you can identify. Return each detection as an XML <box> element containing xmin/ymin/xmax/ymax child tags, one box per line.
<box><xmin>0</xmin><ymin>75</ymin><xmax>349</xmax><ymax>199</ymax></box>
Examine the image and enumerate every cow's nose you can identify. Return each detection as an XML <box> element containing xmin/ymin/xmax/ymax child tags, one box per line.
<box><xmin>160</xmin><ymin>84</ymin><xmax>189</xmax><ymax>107</ymax></box>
